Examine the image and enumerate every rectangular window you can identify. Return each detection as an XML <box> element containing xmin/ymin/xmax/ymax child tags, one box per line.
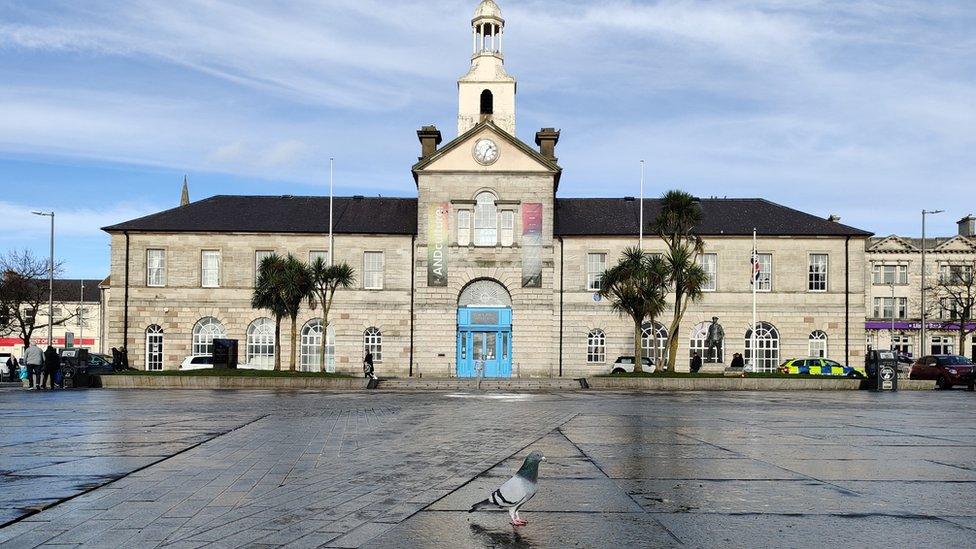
<box><xmin>931</xmin><ymin>336</ymin><xmax>954</xmax><ymax>356</ymax></box>
<box><xmin>940</xmin><ymin>264</ymin><xmax>974</xmax><ymax>284</ymax></box>
<box><xmin>873</xmin><ymin>264</ymin><xmax>908</xmax><ymax>285</ymax></box>
<box><xmin>873</xmin><ymin>297</ymin><xmax>907</xmax><ymax>319</ymax></box>
<box><xmin>309</xmin><ymin>250</ymin><xmax>330</xmax><ymax>265</ymax></box>
<box><xmin>756</xmin><ymin>254</ymin><xmax>772</xmax><ymax>292</ymax></box>
<box><xmin>808</xmin><ymin>254</ymin><xmax>828</xmax><ymax>292</ymax></box>
<box><xmin>699</xmin><ymin>253</ymin><xmax>717</xmax><ymax>292</ymax></box>
<box><xmin>77</xmin><ymin>306</ymin><xmax>88</xmax><ymax>328</ymax></box>
<box><xmin>500</xmin><ymin>211</ymin><xmax>515</xmax><ymax>247</ymax></box>
<box><xmin>891</xmin><ymin>335</ymin><xmax>913</xmax><ymax>357</ymax></box>
<box><xmin>147</xmin><ymin>249</ymin><xmax>166</xmax><ymax>287</ymax></box>
<box><xmin>363</xmin><ymin>251</ymin><xmax>384</xmax><ymax>290</ymax></box>
<box><xmin>255</xmin><ymin>250</ymin><xmax>273</xmax><ymax>284</ymax></box>
<box><xmin>457</xmin><ymin>210</ymin><xmax>471</xmax><ymax>246</ymax></box>
<box><xmin>586</xmin><ymin>253</ymin><xmax>607</xmax><ymax>291</ymax></box>
<box><xmin>201</xmin><ymin>250</ymin><xmax>221</xmax><ymax>288</ymax></box>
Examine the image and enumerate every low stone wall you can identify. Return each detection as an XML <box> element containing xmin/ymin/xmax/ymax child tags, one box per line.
<box><xmin>377</xmin><ymin>378</ymin><xmax>584</xmax><ymax>391</ymax></box>
<box><xmin>587</xmin><ymin>377</ymin><xmax>938</xmax><ymax>391</ymax></box>
<box><xmin>99</xmin><ymin>375</ymin><xmax>370</xmax><ymax>390</ymax></box>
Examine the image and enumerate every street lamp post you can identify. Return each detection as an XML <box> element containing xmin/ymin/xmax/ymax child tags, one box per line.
<box><xmin>890</xmin><ymin>281</ymin><xmax>897</xmax><ymax>353</ymax></box>
<box><xmin>921</xmin><ymin>209</ymin><xmax>944</xmax><ymax>358</ymax></box>
<box><xmin>31</xmin><ymin>211</ymin><xmax>55</xmax><ymax>346</ymax></box>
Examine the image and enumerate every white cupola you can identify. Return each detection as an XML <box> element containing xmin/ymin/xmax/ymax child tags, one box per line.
<box><xmin>458</xmin><ymin>0</ymin><xmax>517</xmax><ymax>136</ymax></box>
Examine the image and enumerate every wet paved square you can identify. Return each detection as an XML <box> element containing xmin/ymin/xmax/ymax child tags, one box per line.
<box><xmin>0</xmin><ymin>388</ymin><xmax>974</xmax><ymax>547</ymax></box>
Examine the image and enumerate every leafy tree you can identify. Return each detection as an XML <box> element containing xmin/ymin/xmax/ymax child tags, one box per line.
<box><xmin>600</xmin><ymin>247</ymin><xmax>670</xmax><ymax>373</ymax></box>
<box><xmin>0</xmin><ymin>250</ymin><xmax>76</xmax><ymax>349</ymax></box>
<box><xmin>281</xmin><ymin>255</ymin><xmax>315</xmax><ymax>372</ymax></box>
<box><xmin>252</xmin><ymin>254</ymin><xmax>288</xmax><ymax>371</ymax></box>
<box><xmin>654</xmin><ymin>190</ymin><xmax>709</xmax><ymax>371</ymax></box>
<box><xmin>309</xmin><ymin>258</ymin><xmax>356</xmax><ymax>373</ymax></box>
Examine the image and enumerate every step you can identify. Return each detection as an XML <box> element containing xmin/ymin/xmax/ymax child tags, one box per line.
<box><xmin>375</xmin><ymin>378</ymin><xmax>585</xmax><ymax>391</ymax></box>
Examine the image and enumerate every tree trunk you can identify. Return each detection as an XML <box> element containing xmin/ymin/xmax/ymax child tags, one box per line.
<box><xmin>319</xmin><ymin>314</ymin><xmax>329</xmax><ymax>374</ymax></box>
<box><xmin>633</xmin><ymin>319</ymin><xmax>644</xmax><ymax>374</ymax></box>
<box><xmin>667</xmin><ymin>292</ymin><xmax>685</xmax><ymax>372</ymax></box>
<box><xmin>289</xmin><ymin>315</ymin><xmax>298</xmax><ymax>372</ymax></box>
<box><xmin>273</xmin><ymin>317</ymin><xmax>282</xmax><ymax>371</ymax></box>
<box><xmin>649</xmin><ymin>318</ymin><xmax>657</xmax><ymax>371</ymax></box>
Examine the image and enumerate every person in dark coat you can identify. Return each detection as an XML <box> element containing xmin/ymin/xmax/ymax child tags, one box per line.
<box><xmin>730</xmin><ymin>353</ymin><xmax>745</xmax><ymax>370</ymax></box>
<box><xmin>690</xmin><ymin>352</ymin><xmax>703</xmax><ymax>374</ymax></box>
<box><xmin>4</xmin><ymin>354</ymin><xmax>18</xmax><ymax>382</ymax></box>
<box><xmin>42</xmin><ymin>346</ymin><xmax>60</xmax><ymax>390</ymax></box>
<box><xmin>363</xmin><ymin>350</ymin><xmax>376</xmax><ymax>380</ymax></box>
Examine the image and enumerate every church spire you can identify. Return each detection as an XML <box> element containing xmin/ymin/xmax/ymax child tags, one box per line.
<box><xmin>458</xmin><ymin>0</ymin><xmax>516</xmax><ymax>136</ymax></box>
<box><xmin>180</xmin><ymin>175</ymin><xmax>190</xmax><ymax>206</ymax></box>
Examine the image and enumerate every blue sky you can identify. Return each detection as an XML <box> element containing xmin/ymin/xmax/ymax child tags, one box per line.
<box><xmin>1</xmin><ymin>0</ymin><xmax>974</xmax><ymax>278</ymax></box>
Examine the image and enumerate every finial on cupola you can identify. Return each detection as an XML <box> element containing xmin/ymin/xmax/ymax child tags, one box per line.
<box><xmin>180</xmin><ymin>175</ymin><xmax>190</xmax><ymax>206</ymax></box>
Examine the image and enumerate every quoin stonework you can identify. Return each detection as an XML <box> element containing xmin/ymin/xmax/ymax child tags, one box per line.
<box><xmin>101</xmin><ymin>1</ymin><xmax>878</xmax><ymax>377</ymax></box>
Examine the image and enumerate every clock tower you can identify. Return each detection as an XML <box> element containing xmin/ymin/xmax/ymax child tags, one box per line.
<box><xmin>458</xmin><ymin>0</ymin><xmax>517</xmax><ymax>136</ymax></box>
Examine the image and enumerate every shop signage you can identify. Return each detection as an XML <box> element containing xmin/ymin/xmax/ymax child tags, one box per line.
<box><xmin>865</xmin><ymin>321</ymin><xmax>976</xmax><ymax>331</ymax></box>
<box><xmin>428</xmin><ymin>203</ymin><xmax>450</xmax><ymax>287</ymax></box>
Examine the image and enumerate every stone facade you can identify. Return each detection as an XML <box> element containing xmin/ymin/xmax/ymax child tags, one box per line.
<box><xmin>865</xmin><ymin>219</ymin><xmax>976</xmax><ymax>361</ymax></box>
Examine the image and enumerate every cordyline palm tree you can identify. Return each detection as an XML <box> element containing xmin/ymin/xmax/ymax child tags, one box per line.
<box><xmin>654</xmin><ymin>190</ymin><xmax>708</xmax><ymax>372</ymax></box>
<box><xmin>309</xmin><ymin>257</ymin><xmax>356</xmax><ymax>373</ymax></box>
<box><xmin>252</xmin><ymin>254</ymin><xmax>288</xmax><ymax>371</ymax></box>
<box><xmin>280</xmin><ymin>255</ymin><xmax>315</xmax><ymax>372</ymax></box>
<box><xmin>600</xmin><ymin>247</ymin><xmax>670</xmax><ymax>373</ymax></box>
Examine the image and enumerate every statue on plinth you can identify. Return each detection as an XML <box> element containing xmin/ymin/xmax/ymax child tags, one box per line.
<box><xmin>705</xmin><ymin>317</ymin><xmax>725</xmax><ymax>364</ymax></box>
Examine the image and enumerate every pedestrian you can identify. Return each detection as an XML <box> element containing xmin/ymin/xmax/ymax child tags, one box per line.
<box><xmin>731</xmin><ymin>353</ymin><xmax>745</xmax><ymax>370</ymax></box>
<box><xmin>5</xmin><ymin>353</ymin><xmax>18</xmax><ymax>382</ymax></box>
<box><xmin>363</xmin><ymin>349</ymin><xmax>376</xmax><ymax>380</ymax></box>
<box><xmin>42</xmin><ymin>345</ymin><xmax>60</xmax><ymax>390</ymax></box>
<box><xmin>690</xmin><ymin>352</ymin><xmax>703</xmax><ymax>374</ymax></box>
<box><xmin>24</xmin><ymin>342</ymin><xmax>44</xmax><ymax>390</ymax></box>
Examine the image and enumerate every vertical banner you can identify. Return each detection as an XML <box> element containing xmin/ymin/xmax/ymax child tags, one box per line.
<box><xmin>522</xmin><ymin>203</ymin><xmax>543</xmax><ymax>288</ymax></box>
<box><xmin>427</xmin><ymin>203</ymin><xmax>449</xmax><ymax>287</ymax></box>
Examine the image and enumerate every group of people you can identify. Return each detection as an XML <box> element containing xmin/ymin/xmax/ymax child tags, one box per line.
<box><xmin>689</xmin><ymin>351</ymin><xmax>746</xmax><ymax>373</ymax></box>
<box><xmin>5</xmin><ymin>343</ymin><xmax>63</xmax><ymax>390</ymax></box>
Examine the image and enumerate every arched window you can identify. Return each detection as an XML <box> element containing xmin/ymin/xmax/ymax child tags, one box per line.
<box><xmin>246</xmin><ymin>318</ymin><xmax>275</xmax><ymax>369</ymax></box>
<box><xmin>300</xmin><ymin>320</ymin><xmax>336</xmax><ymax>373</ymax></box>
<box><xmin>809</xmin><ymin>331</ymin><xmax>828</xmax><ymax>358</ymax></box>
<box><xmin>474</xmin><ymin>192</ymin><xmax>498</xmax><ymax>246</ymax></box>
<box><xmin>480</xmin><ymin>89</ymin><xmax>494</xmax><ymax>115</ymax></box>
<box><xmin>587</xmin><ymin>329</ymin><xmax>606</xmax><ymax>364</ymax></box>
<box><xmin>364</xmin><ymin>327</ymin><xmax>382</xmax><ymax>363</ymax></box>
<box><xmin>641</xmin><ymin>322</ymin><xmax>668</xmax><ymax>367</ymax></box>
<box><xmin>745</xmin><ymin>322</ymin><xmax>780</xmax><ymax>372</ymax></box>
<box><xmin>690</xmin><ymin>321</ymin><xmax>726</xmax><ymax>364</ymax></box>
<box><xmin>192</xmin><ymin>317</ymin><xmax>226</xmax><ymax>356</ymax></box>
<box><xmin>145</xmin><ymin>325</ymin><xmax>163</xmax><ymax>371</ymax></box>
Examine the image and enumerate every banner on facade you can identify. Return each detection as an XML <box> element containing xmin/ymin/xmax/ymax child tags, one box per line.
<box><xmin>427</xmin><ymin>203</ymin><xmax>450</xmax><ymax>287</ymax></box>
<box><xmin>522</xmin><ymin>203</ymin><xmax>543</xmax><ymax>288</ymax></box>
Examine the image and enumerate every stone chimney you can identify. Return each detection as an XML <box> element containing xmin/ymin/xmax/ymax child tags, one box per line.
<box><xmin>417</xmin><ymin>126</ymin><xmax>442</xmax><ymax>161</ymax></box>
<box><xmin>959</xmin><ymin>214</ymin><xmax>975</xmax><ymax>237</ymax></box>
<box><xmin>535</xmin><ymin>128</ymin><xmax>560</xmax><ymax>161</ymax></box>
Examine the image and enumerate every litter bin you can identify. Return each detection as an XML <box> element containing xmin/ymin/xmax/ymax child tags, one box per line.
<box><xmin>866</xmin><ymin>349</ymin><xmax>898</xmax><ymax>392</ymax></box>
<box><xmin>212</xmin><ymin>339</ymin><xmax>239</xmax><ymax>370</ymax></box>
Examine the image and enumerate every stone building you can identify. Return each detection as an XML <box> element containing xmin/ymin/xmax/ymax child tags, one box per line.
<box><xmin>865</xmin><ymin>215</ymin><xmax>976</xmax><ymax>361</ymax></box>
<box><xmin>101</xmin><ymin>0</ymin><xmax>872</xmax><ymax>377</ymax></box>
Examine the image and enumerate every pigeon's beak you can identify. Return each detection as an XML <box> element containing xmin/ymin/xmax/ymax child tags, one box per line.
<box><xmin>541</xmin><ymin>456</ymin><xmax>547</xmax><ymax>462</ymax></box>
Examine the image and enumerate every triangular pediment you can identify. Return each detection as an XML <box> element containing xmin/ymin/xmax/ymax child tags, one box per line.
<box><xmin>933</xmin><ymin>235</ymin><xmax>976</xmax><ymax>252</ymax></box>
<box><xmin>868</xmin><ymin>235</ymin><xmax>918</xmax><ymax>253</ymax></box>
<box><xmin>412</xmin><ymin>121</ymin><xmax>560</xmax><ymax>177</ymax></box>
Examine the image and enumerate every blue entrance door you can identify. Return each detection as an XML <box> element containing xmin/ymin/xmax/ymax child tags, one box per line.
<box><xmin>457</xmin><ymin>308</ymin><xmax>512</xmax><ymax>378</ymax></box>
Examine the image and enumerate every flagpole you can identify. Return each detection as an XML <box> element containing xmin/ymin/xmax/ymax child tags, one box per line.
<box><xmin>752</xmin><ymin>228</ymin><xmax>757</xmax><ymax>371</ymax></box>
<box><xmin>329</xmin><ymin>157</ymin><xmax>334</xmax><ymax>266</ymax></box>
<box><xmin>639</xmin><ymin>160</ymin><xmax>645</xmax><ymax>249</ymax></box>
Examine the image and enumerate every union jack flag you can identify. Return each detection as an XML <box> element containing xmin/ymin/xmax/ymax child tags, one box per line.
<box><xmin>750</xmin><ymin>249</ymin><xmax>761</xmax><ymax>285</ymax></box>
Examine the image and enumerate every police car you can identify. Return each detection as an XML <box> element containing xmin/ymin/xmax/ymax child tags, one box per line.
<box><xmin>779</xmin><ymin>358</ymin><xmax>866</xmax><ymax>378</ymax></box>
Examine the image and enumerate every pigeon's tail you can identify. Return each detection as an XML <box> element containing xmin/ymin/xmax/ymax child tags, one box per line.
<box><xmin>468</xmin><ymin>499</ymin><xmax>493</xmax><ymax>513</ymax></box>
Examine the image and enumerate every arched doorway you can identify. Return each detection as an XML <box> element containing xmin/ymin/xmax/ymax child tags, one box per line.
<box><xmin>457</xmin><ymin>279</ymin><xmax>512</xmax><ymax>378</ymax></box>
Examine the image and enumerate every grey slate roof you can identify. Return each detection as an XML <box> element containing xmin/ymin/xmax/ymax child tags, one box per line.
<box><xmin>41</xmin><ymin>279</ymin><xmax>102</xmax><ymax>303</ymax></box>
<box><xmin>555</xmin><ymin>198</ymin><xmax>872</xmax><ymax>237</ymax></box>
<box><xmin>103</xmin><ymin>195</ymin><xmax>872</xmax><ymax>238</ymax></box>
<box><xmin>103</xmin><ymin>196</ymin><xmax>418</xmax><ymax>235</ymax></box>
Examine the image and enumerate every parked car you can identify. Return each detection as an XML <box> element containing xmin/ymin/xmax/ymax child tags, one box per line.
<box><xmin>58</xmin><ymin>348</ymin><xmax>117</xmax><ymax>387</ymax></box>
<box><xmin>610</xmin><ymin>356</ymin><xmax>657</xmax><ymax>375</ymax></box>
<box><xmin>909</xmin><ymin>355</ymin><xmax>975</xmax><ymax>390</ymax></box>
<box><xmin>180</xmin><ymin>355</ymin><xmax>214</xmax><ymax>371</ymax></box>
<box><xmin>779</xmin><ymin>358</ymin><xmax>866</xmax><ymax>378</ymax></box>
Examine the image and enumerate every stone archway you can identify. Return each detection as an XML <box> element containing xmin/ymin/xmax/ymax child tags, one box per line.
<box><xmin>457</xmin><ymin>279</ymin><xmax>513</xmax><ymax>378</ymax></box>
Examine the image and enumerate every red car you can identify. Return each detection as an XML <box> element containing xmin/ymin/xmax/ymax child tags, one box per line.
<box><xmin>909</xmin><ymin>355</ymin><xmax>975</xmax><ymax>390</ymax></box>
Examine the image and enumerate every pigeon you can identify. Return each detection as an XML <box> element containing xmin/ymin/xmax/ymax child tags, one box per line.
<box><xmin>469</xmin><ymin>451</ymin><xmax>546</xmax><ymax>526</ymax></box>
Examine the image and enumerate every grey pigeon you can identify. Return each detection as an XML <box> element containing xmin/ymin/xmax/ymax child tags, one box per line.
<box><xmin>469</xmin><ymin>451</ymin><xmax>546</xmax><ymax>526</ymax></box>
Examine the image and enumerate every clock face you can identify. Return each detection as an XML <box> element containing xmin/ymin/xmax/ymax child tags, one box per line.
<box><xmin>473</xmin><ymin>138</ymin><xmax>499</xmax><ymax>165</ymax></box>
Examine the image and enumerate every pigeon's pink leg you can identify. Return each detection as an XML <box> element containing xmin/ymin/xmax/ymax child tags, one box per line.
<box><xmin>511</xmin><ymin>511</ymin><xmax>528</xmax><ymax>526</ymax></box>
